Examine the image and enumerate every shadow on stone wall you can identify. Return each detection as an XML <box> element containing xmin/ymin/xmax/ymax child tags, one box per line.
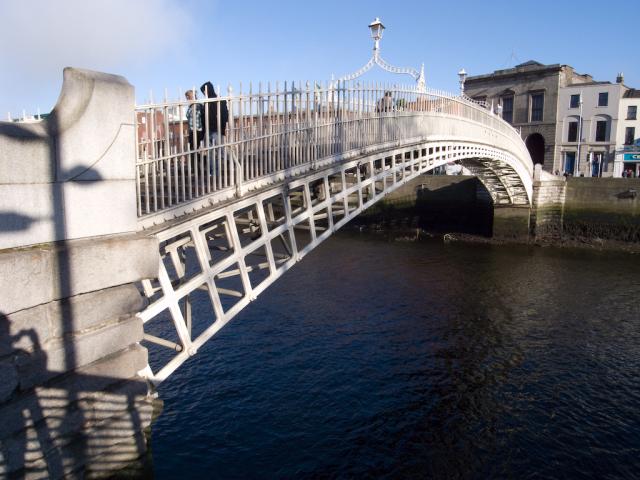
<box><xmin>0</xmin><ymin>312</ymin><xmax>154</xmax><ymax>478</ymax></box>
<box><xmin>1</xmin><ymin>70</ymin><xmax>155</xmax><ymax>478</ymax></box>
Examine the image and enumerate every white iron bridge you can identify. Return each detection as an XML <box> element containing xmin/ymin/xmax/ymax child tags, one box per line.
<box><xmin>134</xmin><ymin>81</ymin><xmax>534</xmax><ymax>384</ymax></box>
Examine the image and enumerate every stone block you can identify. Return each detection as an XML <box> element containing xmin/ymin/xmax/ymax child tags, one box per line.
<box><xmin>0</xmin><ymin>386</ymin><xmax>153</xmax><ymax>479</ymax></box>
<box><xmin>52</xmin><ymin>68</ymin><xmax>135</xmax><ymax>183</ymax></box>
<box><xmin>0</xmin><ymin>345</ymin><xmax>149</xmax><ymax>440</ymax></box>
<box><xmin>0</xmin><ymin>183</ymin><xmax>55</xmax><ymax>250</ymax></box>
<box><xmin>0</xmin><ymin>248</ymin><xmax>53</xmax><ymax>315</ymax></box>
<box><xmin>16</xmin><ymin>316</ymin><xmax>144</xmax><ymax>390</ymax></box>
<box><xmin>50</xmin><ymin>235</ymin><xmax>158</xmax><ymax>303</ymax></box>
<box><xmin>59</xmin><ymin>179</ymin><xmax>137</xmax><ymax>247</ymax></box>
<box><xmin>50</xmin><ymin>284</ymin><xmax>147</xmax><ymax>337</ymax></box>
<box><xmin>0</xmin><ymin>234</ymin><xmax>158</xmax><ymax>314</ymax></box>
<box><xmin>1</xmin><ymin>303</ymin><xmax>50</xmax><ymax>357</ymax></box>
<box><xmin>2</xmin><ymin>285</ymin><xmax>146</xmax><ymax>357</ymax></box>
<box><xmin>73</xmin><ymin>344</ymin><xmax>148</xmax><ymax>382</ymax></box>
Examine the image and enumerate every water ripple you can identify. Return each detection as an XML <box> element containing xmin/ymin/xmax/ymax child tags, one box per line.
<box><xmin>151</xmin><ymin>235</ymin><xmax>640</xmax><ymax>479</ymax></box>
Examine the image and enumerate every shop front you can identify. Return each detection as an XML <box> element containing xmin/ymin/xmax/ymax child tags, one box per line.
<box><xmin>623</xmin><ymin>152</ymin><xmax>640</xmax><ymax>177</ymax></box>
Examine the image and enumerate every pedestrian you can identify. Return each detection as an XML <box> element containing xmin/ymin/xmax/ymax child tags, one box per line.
<box><xmin>376</xmin><ymin>91</ymin><xmax>394</xmax><ymax>113</ymax></box>
<box><xmin>200</xmin><ymin>81</ymin><xmax>229</xmax><ymax>145</ymax></box>
<box><xmin>185</xmin><ymin>89</ymin><xmax>204</xmax><ymax>152</ymax></box>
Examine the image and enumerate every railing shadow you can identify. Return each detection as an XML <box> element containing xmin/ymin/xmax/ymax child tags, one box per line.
<box><xmin>1</xmin><ymin>312</ymin><xmax>153</xmax><ymax>477</ymax></box>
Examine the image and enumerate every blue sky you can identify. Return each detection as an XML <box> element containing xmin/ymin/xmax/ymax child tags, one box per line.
<box><xmin>1</xmin><ymin>0</ymin><xmax>638</xmax><ymax>117</ymax></box>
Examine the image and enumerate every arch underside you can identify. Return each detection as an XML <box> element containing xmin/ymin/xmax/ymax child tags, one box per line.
<box><xmin>460</xmin><ymin>157</ymin><xmax>530</xmax><ymax>205</ymax></box>
<box><xmin>138</xmin><ymin>140</ymin><xmax>531</xmax><ymax>384</ymax></box>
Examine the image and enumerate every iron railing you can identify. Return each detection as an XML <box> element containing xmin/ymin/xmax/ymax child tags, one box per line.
<box><xmin>135</xmin><ymin>82</ymin><xmax>526</xmax><ymax>219</ymax></box>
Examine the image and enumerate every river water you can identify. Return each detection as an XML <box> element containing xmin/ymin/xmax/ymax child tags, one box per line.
<box><xmin>149</xmin><ymin>233</ymin><xmax>640</xmax><ymax>479</ymax></box>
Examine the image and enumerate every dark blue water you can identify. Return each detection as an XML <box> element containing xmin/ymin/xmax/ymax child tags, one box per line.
<box><xmin>150</xmin><ymin>233</ymin><xmax>640</xmax><ymax>479</ymax></box>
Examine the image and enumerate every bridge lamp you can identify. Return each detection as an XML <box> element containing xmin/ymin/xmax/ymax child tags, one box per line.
<box><xmin>458</xmin><ymin>68</ymin><xmax>467</xmax><ymax>95</ymax></box>
<box><xmin>369</xmin><ymin>17</ymin><xmax>385</xmax><ymax>51</ymax></box>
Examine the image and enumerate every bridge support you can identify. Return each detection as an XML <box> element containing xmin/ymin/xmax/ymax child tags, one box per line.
<box><xmin>492</xmin><ymin>205</ymin><xmax>531</xmax><ymax>241</ymax></box>
<box><xmin>530</xmin><ymin>167</ymin><xmax>567</xmax><ymax>240</ymax></box>
<box><xmin>0</xmin><ymin>69</ymin><xmax>158</xmax><ymax>478</ymax></box>
<box><xmin>0</xmin><ymin>235</ymin><xmax>158</xmax><ymax>478</ymax></box>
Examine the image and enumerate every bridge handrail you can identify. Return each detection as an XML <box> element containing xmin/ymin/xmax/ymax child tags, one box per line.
<box><xmin>135</xmin><ymin>81</ymin><xmax>530</xmax><ymax>219</ymax></box>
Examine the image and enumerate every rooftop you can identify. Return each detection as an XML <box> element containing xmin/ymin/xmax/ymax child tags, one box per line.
<box><xmin>466</xmin><ymin>60</ymin><xmax>565</xmax><ymax>82</ymax></box>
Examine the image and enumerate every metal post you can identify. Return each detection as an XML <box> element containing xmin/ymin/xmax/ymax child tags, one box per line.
<box><xmin>575</xmin><ymin>91</ymin><xmax>583</xmax><ymax>177</ymax></box>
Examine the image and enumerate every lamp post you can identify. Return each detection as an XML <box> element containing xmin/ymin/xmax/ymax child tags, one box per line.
<box><xmin>334</xmin><ymin>18</ymin><xmax>425</xmax><ymax>92</ymax></box>
<box><xmin>368</xmin><ymin>17</ymin><xmax>385</xmax><ymax>54</ymax></box>
<box><xmin>458</xmin><ymin>68</ymin><xmax>467</xmax><ymax>95</ymax></box>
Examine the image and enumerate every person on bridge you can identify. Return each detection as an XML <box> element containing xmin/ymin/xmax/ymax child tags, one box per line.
<box><xmin>185</xmin><ymin>89</ymin><xmax>204</xmax><ymax>153</ymax></box>
<box><xmin>200</xmin><ymin>81</ymin><xmax>229</xmax><ymax>146</ymax></box>
<box><xmin>376</xmin><ymin>91</ymin><xmax>395</xmax><ymax>113</ymax></box>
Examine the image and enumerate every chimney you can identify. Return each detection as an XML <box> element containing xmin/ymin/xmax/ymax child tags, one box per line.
<box><xmin>616</xmin><ymin>72</ymin><xmax>624</xmax><ymax>84</ymax></box>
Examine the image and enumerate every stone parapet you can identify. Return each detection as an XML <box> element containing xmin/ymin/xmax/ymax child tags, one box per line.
<box><xmin>0</xmin><ymin>68</ymin><xmax>137</xmax><ymax>250</ymax></box>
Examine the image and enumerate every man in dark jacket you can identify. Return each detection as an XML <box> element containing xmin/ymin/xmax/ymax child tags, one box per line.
<box><xmin>200</xmin><ymin>81</ymin><xmax>229</xmax><ymax>145</ymax></box>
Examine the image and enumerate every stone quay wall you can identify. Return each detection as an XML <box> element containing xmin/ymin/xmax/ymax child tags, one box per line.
<box><xmin>369</xmin><ymin>171</ymin><xmax>640</xmax><ymax>245</ymax></box>
<box><xmin>563</xmin><ymin>177</ymin><xmax>640</xmax><ymax>242</ymax></box>
<box><xmin>0</xmin><ymin>68</ymin><xmax>158</xmax><ymax>478</ymax></box>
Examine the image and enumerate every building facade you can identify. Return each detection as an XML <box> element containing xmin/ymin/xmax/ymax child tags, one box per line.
<box><xmin>556</xmin><ymin>81</ymin><xmax>626</xmax><ymax>177</ymax></box>
<box><xmin>464</xmin><ymin>61</ymin><xmax>593</xmax><ymax>173</ymax></box>
<box><xmin>616</xmin><ymin>88</ymin><xmax>640</xmax><ymax>177</ymax></box>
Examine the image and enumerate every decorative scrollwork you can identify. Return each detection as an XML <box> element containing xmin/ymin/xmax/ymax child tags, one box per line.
<box><xmin>335</xmin><ymin>49</ymin><xmax>426</xmax><ymax>92</ymax></box>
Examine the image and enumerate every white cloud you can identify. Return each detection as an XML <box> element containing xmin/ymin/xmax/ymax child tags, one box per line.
<box><xmin>0</xmin><ymin>0</ymin><xmax>195</xmax><ymax>115</ymax></box>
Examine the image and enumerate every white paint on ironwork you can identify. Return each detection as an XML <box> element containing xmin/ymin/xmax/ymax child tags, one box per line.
<box><xmin>135</xmin><ymin>81</ymin><xmax>533</xmax><ymax>229</ymax></box>
<box><xmin>138</xmin><ymin>136</ymin><xmax>531</xmax><ymax>385</ymax></box>
<box><xmin>334</xmin><ymin>18</ymin><xmax>426</xmax><ymax>91</ymax></box>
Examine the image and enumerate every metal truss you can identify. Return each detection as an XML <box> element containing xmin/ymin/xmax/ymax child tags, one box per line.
<box><xmin>137</xmin><ymin>140</ymin><xmax>528</xmax><ymax>385</ymax></box>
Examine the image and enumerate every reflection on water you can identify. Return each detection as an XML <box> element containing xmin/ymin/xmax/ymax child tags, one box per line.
<box><xmin>151</xmin><ymin>233</ymin><xmax>640</xmax><ymax>479</ymax></box>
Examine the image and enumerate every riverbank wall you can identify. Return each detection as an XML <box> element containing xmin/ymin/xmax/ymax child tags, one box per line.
<box><xmin>563</xmin><ymin>178</ymin><xmax>640</xmax><ymax>242</ymax></box>
<box><xmin>355</xmin><ymin>176</ymin><xmax>494</xmax><ymax>236</ymax></box>
<box><xmin>356</xmin><ymin>174</ymin><xmax>640</xmax><ymax>246</ymax></box>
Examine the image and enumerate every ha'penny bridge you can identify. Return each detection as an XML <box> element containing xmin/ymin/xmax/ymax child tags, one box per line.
<box><xmin>0</xmin><ymin>19</ymin><xmax>547</xmax><ymax>478</ymax></box>
<box><xmin>134</xmin><ymin>78</ymin><xmax>533</xmax><ymax>384</ymax></box>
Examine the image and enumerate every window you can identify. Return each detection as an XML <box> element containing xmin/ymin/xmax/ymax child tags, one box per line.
<box><xmin>627</xmin><ymin>105</ymin><xmax>637</xmax><ymax>120</ymax></box>
<box><xmin>570</xmin><ymin>94</ymin><xmax>580</xmax><ymax>108</ymax></box>
<box><xmin>530</xmin><ymin>93</ymin><xmax>544</xmax><ymax>122</ymax></box>
<box><xmin>598</xmin><ymin>92</ymin><xmax>608</xmax><ymax>107</ymax></box>
<box><xmin>567</xmin><ymin>121</ymin><xmax>578</xmax><ymax>142</ymax></box>
<box><xmin>501</xmin><ymin>96</ymin><xmax>514</xmax><ymax>124</ymax></box>
<box><xmin>625</xmin><ymin>127</ymin><xmax>635</xmax><ymax>145</ymax></box>
<box><xmin>595</xmin><ymin>120</ymin><xmax>607</xmax><ymax>141</ymax></box>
